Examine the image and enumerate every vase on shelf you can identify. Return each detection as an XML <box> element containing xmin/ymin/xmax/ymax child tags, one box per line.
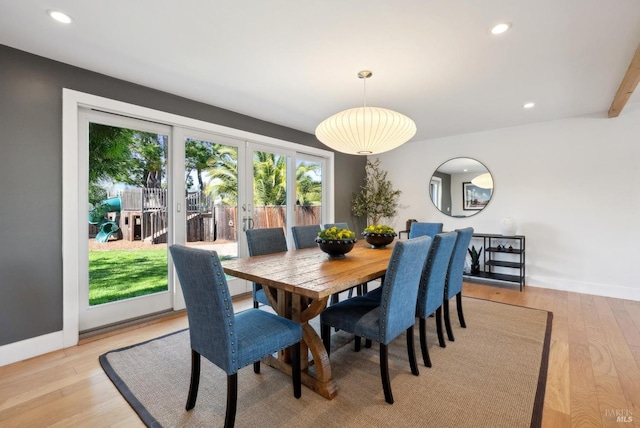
<box><xmin>500</xmin><ymin>217</ymin><xmax>517</xmax><ymax>236</ymax></box>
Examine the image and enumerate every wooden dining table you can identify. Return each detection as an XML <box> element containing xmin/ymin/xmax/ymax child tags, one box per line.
<box><xmin>222</xmin><ymin>239</ymin><xmax>394</xmax><ymax>399</ymax></box>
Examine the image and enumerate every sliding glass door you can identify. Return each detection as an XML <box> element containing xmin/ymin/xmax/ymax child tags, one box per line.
<box><xmin>79</xmin><ymin>110</ymin><xmax>173</xmax><ymax>331</ymax></box>
<box><xmin>176</xmin><ymin>130</ymin><xmax>248</xmax><ymax>295</ymax></box>
<box><xmin>71</xmin><ymin>95</ymin><xmax>333</xmax><ymax>333</ymax></box>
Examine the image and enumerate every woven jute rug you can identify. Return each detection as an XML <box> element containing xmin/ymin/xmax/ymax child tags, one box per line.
<box><xmin>100</xmin><ymin>298</ymin><xmax>552</xmax><ymax>427</ymax></box>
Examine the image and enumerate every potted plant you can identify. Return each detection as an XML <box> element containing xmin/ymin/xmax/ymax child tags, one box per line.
<box><xmin>351</xmin><ymin>158</ymin><xmax>401</xmax><ymax>225</ymax></box>
<box><xmin>468</xmin><ymin>245</ymin><xmax>483</xmax><ymax>273</ymax></box>
<box><xmin>362</xmin><ymin>224</ymin><xmax>397</xmax><ymax>248</ymax></box>
<box><xmin>315</xmin><ymin>226</ymin><xmax>357</xmax><ymax>258</ymax></box>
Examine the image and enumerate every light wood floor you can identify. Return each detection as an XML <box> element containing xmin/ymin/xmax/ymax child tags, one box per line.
<box><xmin>1</xmin><ymin>283</ymin><xmax>639</xmax><ymax>427</ymax></box>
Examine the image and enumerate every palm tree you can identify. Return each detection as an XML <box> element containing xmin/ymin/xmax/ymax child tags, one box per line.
<box><xmin>205</xmin><ymin>145</ymin><xmax>238</xmax><ymax>205</ymax></box>
<box><xmin>296</xmin><ymin>161</ymin><xmax>322</xmax><ymax>206</ymax></box>
<box><xmin>253</xmin><ymin>151</ymin><xmax>287</xmax><ymax>206</ymax></box>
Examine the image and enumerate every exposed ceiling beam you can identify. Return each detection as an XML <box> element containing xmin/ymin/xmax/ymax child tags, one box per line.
<box><xmin>608</xmin><ymin>42</ymin><xmax>640</xmax><ymax>117</ymax></box>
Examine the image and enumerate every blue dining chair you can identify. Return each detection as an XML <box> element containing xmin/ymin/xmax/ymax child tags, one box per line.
<box><xmin>415</xmin><ymin>231</ymin><xmax>457</xmax><ymax>367</ymax></box>
<box><xmin>443</xmin><ymin>227</ymin><xmax>474</xmax><ymax>341</ymax></box>
<box><xmin>291</xmin><ymin>224</ymin><xmax>321</xmax><ymax>249</ymax></box>
<box><xmin>169</xmin><ymin>245</ymin><xmax>302</xmax><ymax>428</ymax></box>
<box><xmin>409</xmin><ymin>222</ymin><xmax>443</xmax><ymax>239</ymax></box>
<box><xmin>320</xmin><ymin>236</ymin><xmax>432</xmax><ymax>404</ymax></box>
<box><xmin>245</xmin><ymin>228</ymin><xmax>288</xmax><ymax>308</ymax></box>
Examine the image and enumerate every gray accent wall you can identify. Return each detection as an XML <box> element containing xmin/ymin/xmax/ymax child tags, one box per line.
<box><xmin>0</xmin><ymin>44</ymin><xmax>366</xmax><ymax>346</ymax></box>
<box><xmin>433</xmin><ymin>170</ymin><xmax>452</xmax><ymax>215</ymax></box>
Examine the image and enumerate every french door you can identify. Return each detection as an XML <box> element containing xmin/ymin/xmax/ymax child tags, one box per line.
<box><xmin>244</xmin><ymin>143</ymin><xmax>327</xmax><ymax>245</ymax></box>
<box><xmin>73</xmin><ymin>98</ymin><xmax>333</xmax><ymax>332</ymax></box>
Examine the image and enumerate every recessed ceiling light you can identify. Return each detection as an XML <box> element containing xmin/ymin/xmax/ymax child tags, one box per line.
<box><xmin>523</xmin><ymin>102</ymin><xmax>535</xmax><ymax>109</ymax></box>
<box><xmin>490</xmin><ymin>23</ymin><xmax>511</xmax><ymax>35</ymax></box>
<box><xmin>48</xmin><ymin>10</ymin><xmax>73</xmax><ymax>24</ymax></box>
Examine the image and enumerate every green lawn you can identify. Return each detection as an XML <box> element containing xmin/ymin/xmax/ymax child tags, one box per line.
<box><xmin>89</xmin><ymin>248</ymin><xmax>235</xmax><ymax>306</ymax></box>
<box><xmin>89</xmin><ymin>249</ymin><xmax>168</xmax><ymax>306</ymax></box>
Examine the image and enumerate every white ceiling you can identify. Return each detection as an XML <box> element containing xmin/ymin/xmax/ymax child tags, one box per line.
<box><xmin>2</xmin><ymin>0</ymin><xmax>640</xmax><ymax>143</ymax></box>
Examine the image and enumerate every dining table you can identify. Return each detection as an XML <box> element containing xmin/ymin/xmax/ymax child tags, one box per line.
<box><xmin>222</xmin><ymin>239</ymin><xmax>394</xmax><ymax>399</ymax></box>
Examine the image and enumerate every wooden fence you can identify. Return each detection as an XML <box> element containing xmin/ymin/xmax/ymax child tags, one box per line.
<box><xmin>209</xmin><ymin>205</ymin><xmax>321</xmax><ymax>241</ymax></box>
<box><xmin>90</xmin><ymin>186</ymin><xmax>321</xmax><ymax>243</ymax></box>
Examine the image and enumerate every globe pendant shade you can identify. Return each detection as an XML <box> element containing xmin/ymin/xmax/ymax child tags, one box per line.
<box><xmin>315</xmin><ymin>106</ymin><xmax>417</xmax><ymax>155</ymax></box>
<box><xmin>471</xmin><ymin>172</ymin><xmax>494</xmax><ymax>189</ymax></box>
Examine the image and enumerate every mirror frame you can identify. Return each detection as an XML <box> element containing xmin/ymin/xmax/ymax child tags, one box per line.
<box><xmin>429</xmin><ymin>157</ymin><xmax>493</xmax><ymax>217</ymax></box>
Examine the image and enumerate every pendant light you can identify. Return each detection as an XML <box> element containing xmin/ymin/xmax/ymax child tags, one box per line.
<box><xmin>315</xmin><ymin>70</ymin><xmax>417</xmax><ymax>155</ymax></box>
<box><xmin>471</xmin><ymin>172</ymin><xmax>494</xmax><ymax>189</ymax></box>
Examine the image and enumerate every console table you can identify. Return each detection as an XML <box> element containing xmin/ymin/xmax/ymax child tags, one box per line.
<box><xmin>463</xmin><ymin>233</ymin><xmax>526</xmax><ymax>291</ymax></box>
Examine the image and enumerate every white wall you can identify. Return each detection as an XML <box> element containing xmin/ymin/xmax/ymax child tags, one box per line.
<box><xmin>376</xmin><ymin>104</ymin><xmax>640</xmax><ymax>301</ymax></box>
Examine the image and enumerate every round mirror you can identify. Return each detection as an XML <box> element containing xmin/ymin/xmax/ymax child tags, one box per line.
<box><xmin>430</xmin><ymin>157</ymin><xmax>493</xmax><ymax>217</ymax></box>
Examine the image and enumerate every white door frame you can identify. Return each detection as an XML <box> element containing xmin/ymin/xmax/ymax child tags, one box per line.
<box><xmin>61</xmin><ymin>89</ymin><xmax>334</xmax><ymax>347</ymax></box>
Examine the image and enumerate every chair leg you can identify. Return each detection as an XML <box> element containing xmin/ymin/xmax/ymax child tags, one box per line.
<box><xmin>379</xmin><ymin>343</ymin><xmax>394</xmax><ymax>404</ymax></box>
<box><xmin>436</xmin><ymin>307</ymin><xmax>446</xmax><ymax>348</ymax></box>
<box><xmin>290</xmin><ymin>342</ymin><xmax>301</xmax><ymax>398</ymax></box>
<box><xmin>365</xmin><ymin>338</ymin><xmax>372</xmax><ymax>348</ymax></box>
<box><xmin>321</xmin><ymin>323</ymin><xmax>331</xmax><ymax>357</ymax></box>
<box><xmin>330</xmin><ymin>293</ymin><xmax>339</xmax><ymax>305</ymax></box>
<box><xmin>253</xmin><ymin>361</ymin><xmax>260</xmax><ymax>374</ymax></box>
<box><xmin>186</xmin><ymin>350</ymin><xmax>201</xmax><ymax>410</ymax></box>
<box><xmin>253</xmin><ymin>300</ymin><xmax>259</xmax><ymax>309</ymax></box>
<box><xmin>354</xmin><ymin>336</ymin><xmax>361</xmax><ymax>352</ymax></box>
<box><xmin>224</xmin><ymin>373</ymin><xmax>238</xmax><ymax>428</ymax></box>
<box><xmin>456</xmin><ymin>292</ymin><xmax>467</xmax><ymax>328</ymax></box>
<box><xmin>406</xmin><ymin>326</ymin><xmax>419</xmax><ymax>376</ymax></box>
<box><xmin>419</xmin><ymin>317</ymin><xmax>432</xmax><ymax>368</ymax></box>
<box><xmin>362</xmin><ymin>282</ymin><xmax>368</xmax><ymax>293</ymax></box>
<box><xmin>444</xmin><ymin>298</ymin><xmax>455</xmax><ymax>342</ymax></box>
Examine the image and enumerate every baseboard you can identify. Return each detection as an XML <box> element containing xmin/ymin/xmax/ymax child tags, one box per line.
<box><xmin>0</xmin><ymin>331</ymin><xmax>64</xmax><ymax>367</ymax></box>
<box><xmin>527</xmin><ymin>276</ymin><xmax>640</xmax><ymax>302</ymax></box>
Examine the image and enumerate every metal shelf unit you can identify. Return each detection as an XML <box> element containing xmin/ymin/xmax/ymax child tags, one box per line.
<box><xmin>464</xmin><ymin>233</ymin><xmax>526</xmax><ymax>291</ymax></box>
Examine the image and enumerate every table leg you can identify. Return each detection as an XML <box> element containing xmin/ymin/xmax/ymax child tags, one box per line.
<box><xmin>262</xmin><ymin>286</ymin><xmax>337</xmax><ymax>399</ymax></box>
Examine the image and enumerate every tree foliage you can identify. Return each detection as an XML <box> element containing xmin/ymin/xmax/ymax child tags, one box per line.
<box><xmin>130</xmin><ymin>132</ymin><xmax>166</xmax><ymax>188</ymax></box>
<box><xmin>185</xmin><ymin>139</ymin><xmax>215</xmax><ymax>191</ymax></box>
<box><xmin>89</xmin><ymin>126</ymin><xmax>323</xmax><ymax>210</ymax></box>
<box><xmin>205</xmin><ymin>145</ymin><xmax>239</xmax><ymax>205</ymax></box>
<box><xmin>252</xmin><ymin>151</ymin><xmax>287</xmax><ymax>206</ymax></box>
<box><xmin>89</xmin><ymin>124</ymin><xmax>166</xmax><ymax>186</ymax></box>
<box><xmin>351</xmin><ymin>158</ymin><xmax>401</xmax><ymax>225</ymax></box>
<box><xmin>296</xmin><ymin>162</ymin><xmax>322</xmax><ymax>206</ymax></box>
<box><xmin>88</xmin><ymin>124</ymin><xmax>133</xmax><ymax>205</ymax></box>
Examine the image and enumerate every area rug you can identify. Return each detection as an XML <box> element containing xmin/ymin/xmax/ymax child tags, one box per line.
<box><xmin>100</xmin><ymin>298</ymin><xmax>552</xmax><ymax>427</ymax></box>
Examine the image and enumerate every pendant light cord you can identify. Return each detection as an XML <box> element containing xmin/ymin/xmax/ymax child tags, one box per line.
<box><xmin>363</xmin><ymin>75</ymin><xmax>367</xmax><ymax>108</ymax></box>
<box><xmin>358</xmin><ymin>70</ymin><xmax>372</xmax><ymax>108</ymax></box>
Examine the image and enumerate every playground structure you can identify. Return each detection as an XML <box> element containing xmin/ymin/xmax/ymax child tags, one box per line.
<box><xmin>88</xmin><ymin>196</ymin><xmax>122</xmax><ymax>243</ymax></box>
<box><xmin>88</xmin><ymin>187</ymin><xmax>323</xmax><ymax>244</ymax></box>
<box><xmin>88</xmin><ymin>188</ymin><xmax>219</xmax><ymax>244</ymax></box>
